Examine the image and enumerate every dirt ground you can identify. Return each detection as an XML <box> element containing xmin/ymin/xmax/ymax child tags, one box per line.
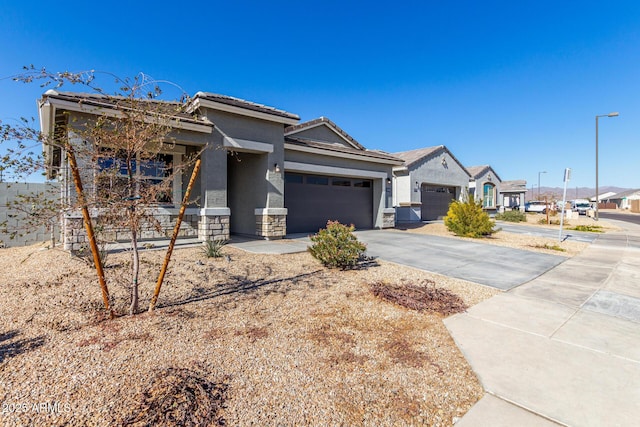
<box><xmin>0</xmin><ymin>242</ymin><xmax>499</xmax><ymax>426</ymax></box>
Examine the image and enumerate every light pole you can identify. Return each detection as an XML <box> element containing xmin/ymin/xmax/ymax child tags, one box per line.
<box><xmin>595</xmin><ymin>112</ymin><xmax>619</xmax><ymax>221</ymax></box>
<box><xmin>538</xmin><ymin>170</ymin><xmax>547</xmax><ymax>199</ymax></box>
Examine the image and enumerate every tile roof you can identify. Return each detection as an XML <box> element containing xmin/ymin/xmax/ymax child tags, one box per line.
<box><xmin>392</xmin><ymin>146</ymin><xmax>444</xmax><ymax>168</ymax></box>
<box><xmin>500</xmin><ymin>180</ymin><xmax>527</xmax><ymax>193</ymax></box>
<box><xmin>466</xmin><ymin>165</ymin><xmax>502</xmax><ymax>182</ymax></box>
<box><xmin>284</xmin><ymin>117</ymin><xmax>365</xmax><ymax>150</ymax></box>
<box><xmin>194</xmin><ymin>92</ymin><xmax>300</xmax><ymax>121</ymax></box>
<box><xmin>610</xmin><ymin>188</ymin><xmax>640</xmax><ymax>199</ymax></box>
<box><xmin>392</xmin><ymin>145</ymin><xmax>471</xmax><ymax>177</ymax></box>
<box><xmin>42</xmin><ymin>90</ymin><xmax>209</xmax><ymax>125</ymax></box>
<box><xmin>285</xmin><ymin>136</ymin><xmax>403</xmax><ymax>164</ymax></box>
<box><xmin>466</xmin><ymin>165</ymin><xmax>490</xmax><ymax>179</ymax></box>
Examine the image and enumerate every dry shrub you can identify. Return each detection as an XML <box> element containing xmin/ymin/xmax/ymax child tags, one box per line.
<box><xmin>121</xmin><ymin>367</ymin><xmax>228</xmax><ymax>426</ymax></box>
<box><xmin>370</xmin><ymin>281</ymin><xmax>467</xmax><ymax>316</ymax></box>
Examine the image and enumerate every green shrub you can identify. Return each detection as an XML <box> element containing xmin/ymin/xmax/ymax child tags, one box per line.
<box><xmin>444</xmin><ymin>196</ymin><xmax>497</xmax><ymax>238</ymax></box>
<box><xmin>202</xmin><ymin>239</ymin><xmax>228</xmax><ymax>258</ymax></box>
<box><xmin>531</xmin><ymin>243</ymin><xmax>566</xmax><ymax>252</ymax></box>
<box><xmin>569</xmin><ymin>225</ymin><xmax>603</xmax><ymax>233</ymax></box>
<box><xmin>308</xmin><ymin>221</ymin><xmax>367</xmax><ymax>269</ymax></box>
<box><xmin>495</xmin><ymin>210</ymin><xmax>527</xmax><ymax>222</ymax></box>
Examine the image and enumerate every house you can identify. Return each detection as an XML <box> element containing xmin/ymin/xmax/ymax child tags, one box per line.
<box><xmin>392</xmin><ymin>146</ymin><xmax>471</xmax><ymax>222</ymax></box>
<box><xmin>38</xmin><ymin>91</ymin><xmax>402</xmax><ymax>250</ymax></box>
<box><xmin>607</xmin><ymin>189</ymin><xmax>640</xmax><ymax>212</ymax></box>
<box><xmin>498</xmin><ymin>180</ymin><xmax>527</xmax><ymax>211</ymax></box>
<box><xmin>466</xmin><ymin>165</ymin><xmax>501</xmax><ymax>213</ymax></box>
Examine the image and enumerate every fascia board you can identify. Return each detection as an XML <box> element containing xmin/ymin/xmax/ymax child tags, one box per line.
<box><xmin>196</xmin><ymin>98</ymin><xmax>299</xmax><ymax>125</ymax></box>
<box><xmin>46</xmin><ymin>98</ymin><xmax>213</xmax><ymax>134</ymax></box>
<box><xmin>284</xmin><ymin>161</ymin><xmax>388</xmax><ymax>179</ymax></box>
<box><xmin>38</xmin><ymin>99</ymin><xmax>55</xmax><ymax>178</ymax></box>
<box><xmin>285</xmin><ymin>143</ymin><xmax>403</xmax><ymax>166</ymax></box>
<box><xmin>223</xmin><ymin>137</ymin><xmax>274</xmax><ymax>153</ymax></box>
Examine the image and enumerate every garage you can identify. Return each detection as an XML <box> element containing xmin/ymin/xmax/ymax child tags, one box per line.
<box><xmin>285</xmin><ymin>172</ymin><xmax>373</xmax><ymax>233</ymax></box>
<box><xmin>421</xmin><ymin>185</ymin><xmax>456</xmax><ymax>220</ymax></box>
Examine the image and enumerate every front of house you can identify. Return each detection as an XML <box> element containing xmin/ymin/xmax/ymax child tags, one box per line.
<box><xmin>392</xmin><ymin>146</ymin><xmax>471</xmax><ymax>222</ymax></box>
<box><xmin>39</xmin><ymin>91</ymin><xmax>401</xmax><ymax>250</ymax></box>
<box><xmin>466</xmin><ymin>165</ymin><xmax>501</xmax><ymax>214</ymax></box>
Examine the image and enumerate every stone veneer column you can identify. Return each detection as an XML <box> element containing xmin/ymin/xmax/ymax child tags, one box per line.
<box><xmin>382</xmin><ymin>208</ymin><xmax>396</xmax><ymax>229</ymax></box>
<box><xmin>255</xmin><ymin>208</ymin><xmax>287</xmax><ymax>240</ymax></box>
<box><xmin>62</xmin><ymin>212</ymin><xmax>89</xmax><ymax>251</ymax></box>
<box><xmin>198</xmin><ymin>208</ymin><xmax>230</xmax><ymax>241</ymax></box>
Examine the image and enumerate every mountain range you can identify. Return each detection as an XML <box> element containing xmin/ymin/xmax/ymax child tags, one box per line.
<box><xmin>525</xmin><ymin>186</ymin><xmax>632</xmax><ymax>201</ymax></box>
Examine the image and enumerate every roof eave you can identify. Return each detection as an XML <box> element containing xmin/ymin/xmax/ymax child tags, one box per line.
<box><xmin>192</xmin><ymin>94</ymin><xmax>299</xmax><ymax>125</ymax></box>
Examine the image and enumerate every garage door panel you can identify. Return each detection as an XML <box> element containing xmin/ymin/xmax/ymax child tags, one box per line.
<box><xmin>285</xmin><ymin>173</ymin><xmax>373</xmax><ymax>233</ymax></box>
<box><xmin>421</xmin><ymin>185</ymin><xmax>455</xmax><ymax>221</ymax></box>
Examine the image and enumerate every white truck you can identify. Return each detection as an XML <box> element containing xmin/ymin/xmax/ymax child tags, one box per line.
<box><xmin>571</xmin><ymin>199</ymin><xmax>592</xmax><ymax>215</ymax></box>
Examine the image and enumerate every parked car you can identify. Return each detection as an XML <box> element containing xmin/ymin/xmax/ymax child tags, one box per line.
<box><xmin>524</xmin><ymin>201</ymin><xmax>548</xmax><ymax>213</ymax></box>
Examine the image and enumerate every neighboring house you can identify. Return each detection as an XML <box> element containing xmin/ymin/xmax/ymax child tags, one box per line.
<box><xmin>467</xmin><ymin>165</ymin><xmax>501</xmax><ymax>213</ymax></box>
<box><xmin>607</xmin><ymin>189</ymin><xmax>640</xmax><ymax>211</ymax></box>
<box><xmin>499</xmin><ymin>180</ymin><xmax>527</xmax><ymax>211</ymax></box>
<box><xmin>38</xmin><ymin>91</ymin><xmax>401</xmax><ymax>250</ymax></box>
<box><xmin>392</xmin><ymin>146</ymin><xmax>470</xmax><ymax>222</ymax></box>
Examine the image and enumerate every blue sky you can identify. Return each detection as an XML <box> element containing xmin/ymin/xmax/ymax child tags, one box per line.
<box><xmin>1</xmin><ymin>0</ymin><xmax>638</xmax><ymax>189</ymax></box>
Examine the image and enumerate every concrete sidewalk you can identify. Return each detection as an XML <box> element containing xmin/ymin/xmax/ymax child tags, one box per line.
<box><xmin>446</xmin><ymin>222</ymin><xmax>640</xmax><ymax>426</ymax></box>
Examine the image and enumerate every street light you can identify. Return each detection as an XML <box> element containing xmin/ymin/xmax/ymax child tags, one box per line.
<box><xmin>538</xmin><ymin>170</ymin><xmax>547</xmax><ymax>199</ymax></box>
<box><xmin>595</xmin><ymin>112</ymin><xmax>619</xmax><ymax>221</ymax></box>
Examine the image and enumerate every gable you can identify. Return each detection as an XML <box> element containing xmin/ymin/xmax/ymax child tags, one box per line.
<box><xmin>285</xmin><ymin>117</ymin><xmax>365</xmax><ymax>150</ymax></box>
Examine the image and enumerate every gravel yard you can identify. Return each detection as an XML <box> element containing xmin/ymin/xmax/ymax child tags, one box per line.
<box><xmin>0</xmin><ymin>241</ymin><xmax>499</xmax><ymax>426</ymax></box>
<box><xmin>0</xmin><ymin>213</ymin><xmax>614</xmax><ymax>426</ymax></box>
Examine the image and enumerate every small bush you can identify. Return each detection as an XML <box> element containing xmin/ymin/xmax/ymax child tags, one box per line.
<box><xmin>202</xmin><ymin>239</ymin><xmax>228</xmax><ymax>258</ymax></box>
<box><xmin>444</xmin><ymin>196</ymin><xmax>497</xmax><ymax>237</ymax></box>
<box><xmin>308</xmin><ymin>221</ymin><xmax>366</xmax><ymax>269</ymax></box>
<box><xmin>569</xmin><ymin>225</ymin><xmax>603</xmax><ymax>233</ymax></box>
<box><xmin>531</xmin><ymin>243</ymin><xmax>566</xmax><ymax>252</ymax></box>
<box><xmin>495</xmin><ymin>210</ymin><xmax>526</xmax><ymax>222</ymax></box>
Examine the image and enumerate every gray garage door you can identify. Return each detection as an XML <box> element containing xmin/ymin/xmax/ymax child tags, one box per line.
<box><xmin>421</xmin><ymin>185</ymin><xmax>456</xmax><ymax>220</ymax></box>
<box><xmin>285</xmin><ymin>173</ymin><xmax>373</xmax><ymax>233</ymax></box>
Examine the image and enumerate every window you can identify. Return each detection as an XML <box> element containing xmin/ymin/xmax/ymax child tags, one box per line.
<box><xmin>96</xmin><ymin>151</ymin><xmax>174</xmax><ymax>204</ymax></box>
<box><xmin>483</xmin><ymin>183</ymin><xmax>495</xmax><ymax>208</ymax></box>
<box><xmin>331</xmin><ymin>178</ymin><xmax>351</xmax><ymax>187</ymax></box>
<box><xmin>285</xmin><ymin>173</ymin><xmax>304</xmax><ymax>184</ymax></box>
<box><xmin>353</xmin><ymin>180</ymin><xmax>371</xmax><ymax>188</ymax></box>
<box><xmin>306</xmin><ymin>175</ymin><xmax>329</xmax><ymax>185</ymax></box>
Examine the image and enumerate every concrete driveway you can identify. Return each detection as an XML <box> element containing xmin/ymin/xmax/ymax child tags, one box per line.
<box><xmin>355</xmin><ymin>230</ymin><xmax>567</xmax><ymax>290</ymax></box>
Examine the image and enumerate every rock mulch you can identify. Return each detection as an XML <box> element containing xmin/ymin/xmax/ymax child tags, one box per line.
<box><xmin>0</xmin><ymin>243</ymin><xmax>498</xmax><ymax>426</ymax></box>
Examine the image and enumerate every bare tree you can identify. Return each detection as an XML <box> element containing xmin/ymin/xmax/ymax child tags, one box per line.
<box><xmin>1</xmin><ymin>67</ymin><xmax>203</xmax><ymax>315</ymax></box>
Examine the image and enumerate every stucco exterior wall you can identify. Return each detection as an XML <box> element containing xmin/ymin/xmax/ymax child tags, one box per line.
<box><xmin>200</xmin><ymin>109</ymin><xmax>288</xmax><ymax>237</ymax></box>
<box><xmin>288</xmin><ymin>125</ymin><xmax>352</xmax><ymax>147</ymax></box>
<box><xmin>408</xmin><ymin>151</ymin><xmax>470</xmax><ymax>204</ymax></box>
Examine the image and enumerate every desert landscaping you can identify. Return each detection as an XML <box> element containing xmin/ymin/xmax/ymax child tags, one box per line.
<box><xmin>0</xmin><ymin>213</ymin><xmax>616</xmax><ymax>426</ymax></box>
